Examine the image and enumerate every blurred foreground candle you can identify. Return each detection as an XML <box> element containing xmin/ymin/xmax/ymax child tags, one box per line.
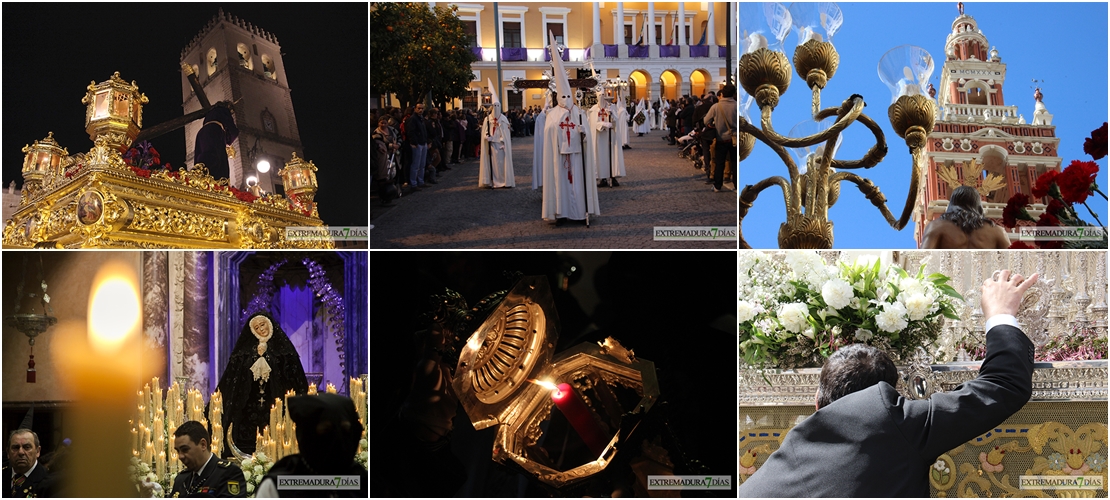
<box><xmin>325</xmin><ymin>383</ymin><xmax>337</xmax><ymax>394</ymax></box>
<box><xmin>51</xmin><ymin>259</ymin><xmax>157</xmax><ymax>496</ymax></box>
<box><xmin>307</xmin><ymin>383</ymin><xmax>317</xmax><ymax>395</ymax></box>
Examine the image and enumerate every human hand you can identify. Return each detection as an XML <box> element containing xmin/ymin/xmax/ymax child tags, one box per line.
<box><xmin>981</xmin><ymin>270</ymin><xmax>1038</xmax><ymax>319</ymax></box>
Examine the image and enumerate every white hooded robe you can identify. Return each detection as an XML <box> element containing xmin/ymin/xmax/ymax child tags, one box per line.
<box><xmin>633</xmin><ymin>99</ymin><xmax>651</xmax><ymax>135</ymax></box>
<box><xmin>542</xmin><ymin>104</ymin><xmax>600</xmax><ymax>221</ymax></box>
<box><xmin>478</xmin><ymin>108</ymin><xmax>515</xmax><ymax>188</ymax></box>
<box><xmin>588</xmin><ymin>101</ymin><xmax>626</xmax><ymax>180</ymax></box>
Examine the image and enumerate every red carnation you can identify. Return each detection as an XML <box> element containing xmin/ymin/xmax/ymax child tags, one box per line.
<box><xmin>1045</xmin><ymin>198</ymin><xmax>1066</xmax><ymax>217</ymax></box>
<box><xmin>1002</xmin><ymin>193</ymin><xmax>1033</xmax><ymax>228</ymax></box>
<box><xmin>1032</xmin><ymin>170</ymin><xmax>1059</xmax><ymax>199</ymax></box>
<box><xmin>1057</xmin><ymin>160</ymin><xmax>1099</xmax><ymax>204</ymax></box>
<box><xmin>1037</xmin><ymin>211</ymin><xmax>1060</xmax><ymax>227</ymax></box>
<box><xmin>1084</xmin><ymin>122</ymin><xmax>1108</xmax><ymax>160</ymax></box>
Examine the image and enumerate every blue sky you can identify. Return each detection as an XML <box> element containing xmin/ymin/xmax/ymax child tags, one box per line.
<box><xmin>740</xmin><ymin>2</ymin><xmax>1108</xmax><ymax>249</ymax></box>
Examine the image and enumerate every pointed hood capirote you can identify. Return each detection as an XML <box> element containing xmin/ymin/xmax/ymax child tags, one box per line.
<box><xmin>487</xmin><ymin>77</ymin><xmax>501</xmax><ymax>114</ymax></box>
<box><xmin>549</xmin><ymin>30</ymin><xmax>573</xmax><ymax>109</ymax></box>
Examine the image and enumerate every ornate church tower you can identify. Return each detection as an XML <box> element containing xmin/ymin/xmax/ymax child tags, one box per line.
<box><xmin>915</xmin><ymin>4</ymin><xmax>1061</xmax><ymax>246</ymax></box>
<box><xmin>180</xmin><ymin>9</ymin><xmax>303</xmax><ymax>193</ymax></box>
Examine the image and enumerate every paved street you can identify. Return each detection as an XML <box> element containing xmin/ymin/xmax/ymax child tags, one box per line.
<box><xmin>370</xmin><ymin>128</ymin><xmax>737</xmax><ymax>248</ymax></box>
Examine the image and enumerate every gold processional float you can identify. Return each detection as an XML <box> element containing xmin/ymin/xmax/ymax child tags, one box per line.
<box><xmin>4</xmin><ymin>71</ymin><xmax>331</xmax><ymax>249</ymax></box>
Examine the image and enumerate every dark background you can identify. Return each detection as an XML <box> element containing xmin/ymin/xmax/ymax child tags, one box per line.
<box><xmin>3</xmin><ymin>2</ymin><xmax>368</xmax><ymax>227</ymax></box>
<box><xmin>370</xmin><ymin>251</ymin><xmax>738</xmax><ymax>496</ymax></box>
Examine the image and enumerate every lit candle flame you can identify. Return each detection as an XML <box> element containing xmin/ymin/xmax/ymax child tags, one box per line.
<box><xmin>530</xmin><ymin>379</ymin><xmax>562</xmax><ymax>398</ymax></box>
<box><xmin>88</xmin><ymin>263</ymin><xmax>141</xmax><ymax>355</ymax></box>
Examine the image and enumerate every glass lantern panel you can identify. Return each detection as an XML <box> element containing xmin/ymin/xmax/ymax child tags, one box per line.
<box><xmin>94</xmin><ymin>91</ymin><xmax>109</xmax><ymax>119</ymax></box>
<box><xmin>113</xmin><ymin>93</ymin><xmax>130</xmax><ymax>118</ymax></box>
<box><xmin>36</xmin><ymin>152</ymin><xmax>52</xmax><ymax>172</ymax></box>
<box><xmin>50</xmin><ymin>154</ymin><xmax>61</xmax><ymax>170</ymax></box>
<box><xmin>133</xmin><ymin>100</ymin><xmax>142</xmax><ymax>126</ymax></box>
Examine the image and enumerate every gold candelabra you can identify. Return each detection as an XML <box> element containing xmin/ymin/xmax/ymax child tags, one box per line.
<box><xmin>739</xmin><ymin>3</ymin><xmax>937</xmax><ymax>249</ymax></box>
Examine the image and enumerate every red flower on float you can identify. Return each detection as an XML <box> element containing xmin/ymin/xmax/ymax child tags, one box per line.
<box><xmin>1057</xmin><ymin>160</ymin><xmax>1099</xmax><ymax>204</ymax></box>
<box><xmin>1031</xmin><ymin>170</ymin><xmax>1059</xmax><ymax>199</ymax></box>
<box><xmin>1083</xmin><ymin>122</ymin><xmax>1108</xmax><ymax>160</ymax></box>
<box><xmin>1002</xmin><ymin>193</ymin><xmax>1033</xmax><ymax>228</ymax></box>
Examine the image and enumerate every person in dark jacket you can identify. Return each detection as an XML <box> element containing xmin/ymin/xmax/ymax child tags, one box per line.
<box><xmin>442</xmin><ymin>111</ymin><xmax>459</xmax><ymax>168</ymax></box>
<box><xmin>740</xmin><ymin>269</ymin><xmax>1039</xmax><ymax>498</ymax></box>
<box><xmin>405</xmin><ymin>104</ymin><xmax>429</xmax><ymax>190</ymax></box>
<box><xmin>679</xmin><ymin>98</ymin><xmax>696</xmax><ymax>136</ymax></box>
<box><xmin>193</xmin><ymin>101</ymin><xmax>239</xmax><ymax>181</ymax></box>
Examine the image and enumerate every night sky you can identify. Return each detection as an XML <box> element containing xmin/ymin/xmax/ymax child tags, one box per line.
<box><xmin>3</xmin><ymin>2</ymin><xmax>368</xmax><ymax>227</ymax></box>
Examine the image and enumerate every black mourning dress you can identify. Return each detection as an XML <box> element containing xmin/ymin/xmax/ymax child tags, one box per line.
<box><xmin>215</xmin><ymin>313</ymin><xmax>308</xmax><ymax>457</ymax></box>
<box><xmin>194</xmin><ymin>103</ymin><xmax>240</xmax><ymax>181</ymax></box>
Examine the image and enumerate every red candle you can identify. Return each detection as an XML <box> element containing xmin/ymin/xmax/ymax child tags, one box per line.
<box><xmin>551</xmin><ymin>383</ymin><xmax>609</xmax><ymax>456</ymax></box>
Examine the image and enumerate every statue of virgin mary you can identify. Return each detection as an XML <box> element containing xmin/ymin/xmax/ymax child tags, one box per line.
<box><xmin>214</xmin><ymin>312</ymin><xmax>308</xmax><ymax>456</ymax></box>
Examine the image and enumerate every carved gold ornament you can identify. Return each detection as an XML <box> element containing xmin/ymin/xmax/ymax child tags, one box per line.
<box><xmin>936</xmin><ymin>158</ymin><xmax>1007</xmax><ymax>198</ymax></box>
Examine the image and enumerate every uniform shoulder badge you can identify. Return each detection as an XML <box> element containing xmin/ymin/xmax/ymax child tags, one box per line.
<box><xmin>218</xmin><ymin>459</ymin><xmax>232</xmax><ymax>468</ymax></box>
<box><xmin>228</xmin><ymin>481</ymin><xmax>240</xmax><ymax>495</ymax></box>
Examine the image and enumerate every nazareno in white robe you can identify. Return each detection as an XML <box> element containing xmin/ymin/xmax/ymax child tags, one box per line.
<box><xmin>616</xmin><ymin>104</ymin><xmax>630</xmax><ymax>146</ymax></box>
<box><xmin>478</xmin><ymin>112</ymin><xmax>515</xmax><ymax>188</ymax></box>
<box><xmin>531</xmin><ymin>108</ymin><xmax>547</xmax><ymax>190</ymax></box>
<box><xmin>588</xmin><ymin>102</ymin><xmax>626</xmax><ymax>180</ymax></box>
<box><xmin>542</xmin><ymin>104</ymin><xmax>600</xmax><ymax>221</ymax></box>
<box><xmin>633</xmin><ymin>100</ymin><xmax>651</xmax><ymax>135</ymax></box>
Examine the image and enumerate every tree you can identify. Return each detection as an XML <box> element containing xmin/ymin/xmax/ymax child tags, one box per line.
<box><xmin>371</xmin><ymin>3</ymin><xmax>477</xmax><ymax>109</ymax></box>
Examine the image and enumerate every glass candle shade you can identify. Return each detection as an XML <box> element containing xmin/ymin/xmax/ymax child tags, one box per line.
<box><xmin>740</xmin><ymin>3</ymin><xmax>792</xmax><ymax>55</ymax></box>
<box><xmin>788</xmin><ymin>116</ymin><xmax>843</xmax><ymax>174</ymax></box>
<box><xmin>878</xmin><ymin>45</ymin><xmax>935</xmax><ymax>104</ymax></box>
<box><xmin>788</xmin><ymin>2</ymin><xmax>843</xmax><ymax>46</ymax></box>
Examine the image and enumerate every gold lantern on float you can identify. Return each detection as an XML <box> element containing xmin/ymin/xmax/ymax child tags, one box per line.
<box><xmin>20</xmin><ymin>132</ymin><xmax>68</xmax><ymax>203</ymax></box>
<box><xmin>81</xmin><ymin>72</ymin><xmax>148</xmax><ymax>149</ymax></box>
<box><xmin>452</xmin><ymin>276</ymin><xmax>660</xmax><ymax>489</ymax></box>
<box><xmin>277</xmin><ymin>152</ymin><xmax>318</xmax><ymax>207</ymax></box>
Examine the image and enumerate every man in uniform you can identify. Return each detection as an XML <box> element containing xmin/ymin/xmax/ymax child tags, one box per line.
<box><xmin>921</xmin><ymin>186</ymin><xmax>1011</xmax><ymax>248</ymax></box>
<box><xmin>169</xmin><ymin>421</ymin><xmax>246</xmax><ymax>497</ymax></box>
<box><xmin>6</xmin><ymin>429</ymin><xmax>54</xmax><ymax>497</ymax></box>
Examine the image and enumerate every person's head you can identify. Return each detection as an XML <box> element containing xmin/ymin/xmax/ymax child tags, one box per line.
<box><xmin>816</xmin><ymin>344</ymin><xmax>898</xmax><ymax>409</ymax></box>
<box><xmin>377</xmin><ymin>117</ymin><xmax>390</xmax><ymax>130</ymax></box>
<box><xmin>949</xmin><ymin>185</ymin><xmax>983</xmax><ymax>215</ymax></box>
<box><xmin>173</xmin><ymin>421</ymin><xmax>212</xmax><ymax>471</ymax></box>
<box><xmin>289</xmin><ymin>394</ymin><xmax>364</xmax><ymax>474</ymax></box>
<box><xmin>249</xmin><ymin>314</ymin><xmax>273</xmax><ymax>338</ymax></box>
<box><xmin>414</xmin><ymin>103</ymin><xmax>425</xmax><ymax>115</ymax></box>
<box><xmin>8</xmin><ymin>430</ymin><xmax>40</xmax><ymax>474</ymax></box>
<box><xmin>720</xmin><ymin>84</ymin><xmax>737</xmax><ymax>98</ymax></box>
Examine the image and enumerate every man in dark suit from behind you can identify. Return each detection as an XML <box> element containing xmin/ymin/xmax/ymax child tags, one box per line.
<box><xmin>5</xmin><ymin>429</ymin><xmax>53</xmax><ymax>497</ymax></box>
<box><xmin>740</xmin><ymin>269</ymin><xmax>1039</xmax><ymax>497</ymax></box>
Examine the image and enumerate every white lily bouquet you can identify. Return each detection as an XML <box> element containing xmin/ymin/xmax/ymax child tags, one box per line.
<box><xmin>740</xmin><ymin>252</ymin><xmax>962</xmax><ymax>369</ymax></box>
<box><xmin>240</xmin><ymin>452</ymin><xmax>275</xmax><ymax>497</ymax></box>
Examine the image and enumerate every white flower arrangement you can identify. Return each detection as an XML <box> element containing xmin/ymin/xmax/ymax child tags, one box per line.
<box><xmin>240</xmin><ymin>452</ymin><xmax>275</xmax><ymax>498</ymax></box>
<box><xmin>740</xmin><ymin>252</ymin><xmax>962</xmax><ymax>369</ymax></box>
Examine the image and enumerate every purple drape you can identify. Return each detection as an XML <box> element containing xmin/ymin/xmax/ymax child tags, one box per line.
<box><xmin>502</xmin><ymin>47</ymin><xmax>527</xmax><ymax>61</ymax></box>
<box><xmin>689</xmin><ymin>45</ymin><xmax>709</xmax><ymax>58</ymax></box>
<box><xmin>603</xmin><ymin>44</ymin><xmax>618</xmax><ymax>57</ymax></box>
<box><xmin>628</xmin><ymin>45</ymin><xmax>649</xmax><ymax>58</ymax></box>
<box><xmin>470</xmin><ymin>47</ymin><xmax>483</xmax><ymax>59</ymax></box>
<box><xmin>543</xmin><ymin>48</ymin><xmax>569</xmax><ymax>62</ymax></box>
<box><xmin>718</xmin><ymin>46</ymin><xmax>729</xmax><ymax>57</ymax></box>
<box><xmin>660</xmin><ymin>45</ymin><xmax>680</xmax><ymax>58</ymax></box>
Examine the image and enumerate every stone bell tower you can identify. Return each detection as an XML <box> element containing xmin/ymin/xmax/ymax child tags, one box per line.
<box><xmin>916</xmin><ymin>4</ymin><xmax>1062</xmax><ymax>247</ymax></box>
<box><xmin>180</xmin><ymin>9</ymin><xmax>304</xmax><ymax>193</ymax></box>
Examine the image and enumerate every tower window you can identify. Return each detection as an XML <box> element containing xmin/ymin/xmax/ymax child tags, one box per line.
<box><xmin>462</xmin><ymin>20</ymin><xmax>477</xmax><ymax>47</ymax></box>
<box><xmin>261</xmin><ymin>54</ymin><xmax>277</xmax><ymax>80</ymax></box>
<box><xmin>237</xmin><ymin>43</ymin><xmax>253</xmax><ymax>71</ymax></box>
<box><xmin>207</xmin><ymin>48</ymin><xmax>218</xmax><ymax>76</ymax></box>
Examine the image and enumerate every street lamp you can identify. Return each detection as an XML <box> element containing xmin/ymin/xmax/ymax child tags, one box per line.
<box><xmin>738</xmin><ymin>2</ymin><xmax>937</xmax><ymax>249</ymax></box>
